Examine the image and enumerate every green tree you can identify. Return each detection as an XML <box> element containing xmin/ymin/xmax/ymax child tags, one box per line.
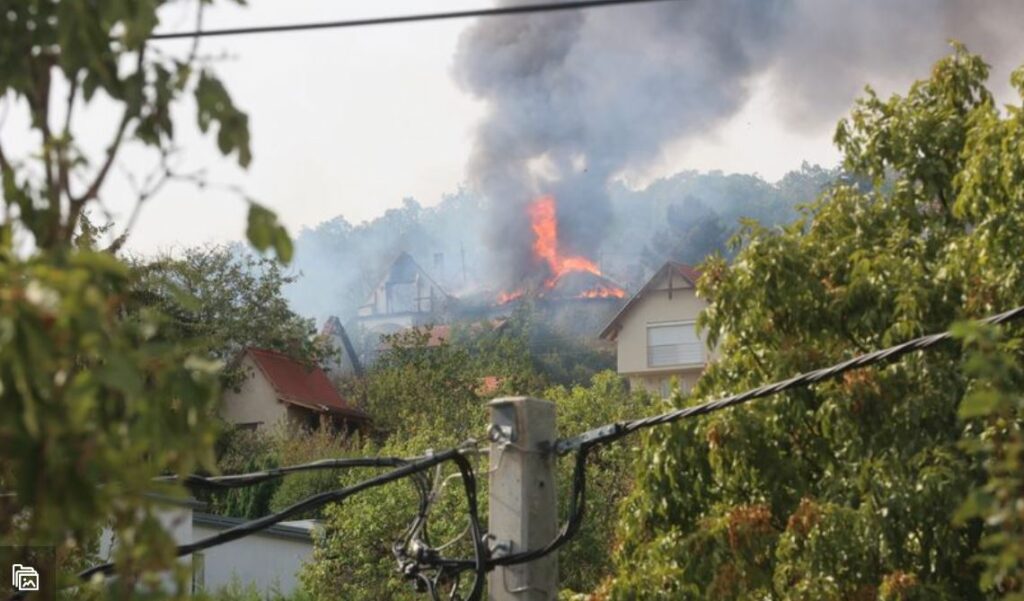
<box><xmin>361</xmin><ymin>327</ymin><xmax>487</xmax><ymax>439</ymax></box>
<box><xmin>302</xmin><ymin>371</ymin><xmax>653</xmax><ymax>601</ymax></box>
<box><xmin>609</xmin><ymin>46</ymin><xmax>1024</xmax><ymax>600</ymax></box>
<box><xmin>0</xmin><ymin>1</ymin><xmax>289</xmax><ymax>596</ymax></box>
<box><xmin>135</xmin><ymin>245</ymin><xmax>330</xmax><ymax>388</ymax></box>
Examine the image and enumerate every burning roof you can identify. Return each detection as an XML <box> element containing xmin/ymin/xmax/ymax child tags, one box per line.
<box><xmin>498</xmin><ymin>195</ymin><xmax>625</xmax><ymax>304</ymax></box>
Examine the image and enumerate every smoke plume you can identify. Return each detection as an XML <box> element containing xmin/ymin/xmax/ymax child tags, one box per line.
<box><xmin>454</xmin><ymin>0</ymin><xmax>1024</xmax><ymax>284</ymax></box>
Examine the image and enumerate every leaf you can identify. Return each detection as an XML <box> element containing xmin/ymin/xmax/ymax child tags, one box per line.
<box><xmin>195</xmin><ymin>71</ymin><xmax>252</xmax><ymax>168</ymax></box>
<box><xmin>246</xmin><ymin>203</ymin><xmax>293</xmax><ymax>264</ymax></box>
<box><xmin>958</xmin><ymin>390</ymin><xmax>1002</xmax><ymax>418</ymax></box>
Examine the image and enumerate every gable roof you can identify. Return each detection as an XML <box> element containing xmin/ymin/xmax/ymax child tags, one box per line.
<box><xmin>370</xmin><ymin>252</ymin><xmax>451</xmax><ymax>298</ymax></box>
<box><xmin>245</xmin><ymin>347</ymin><xmax>369</xmax><ymax>420</ymax></box>
<box><xmin>598</xmin><ymin>261</ymin><xmax>701</xmax><ymax>341</ymax></box>
<box><xmin>320</xmin><ymin>316</ymin><xmax>364</xmax><ymax>376</ymax></box>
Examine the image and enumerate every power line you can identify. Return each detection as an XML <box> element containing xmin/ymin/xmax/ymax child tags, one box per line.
<box><xmin>78</xmin><ymin>446</ymin><xmax>477</xmax><ymax>581</ymax></box>
<box><xmin>72</xmin><ymin>305</ymin><xmax>1024</xmax><ymax>601</ymax></box>
<box><xmin>557</xmin><ymin>304</ymin><xmax>1024</xmax><ymax>453</ymax></box>
<box><xmin>148</xmin><ymin>0</ymin><xmax>680</xmax><ymax>40</ymax></box>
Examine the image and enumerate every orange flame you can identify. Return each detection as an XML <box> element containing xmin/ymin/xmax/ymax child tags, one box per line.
<box><xmin>497</xmin><ymin>195</ymin><xmax>625</xmax><ymax>303</ymax></box>
<box><xmin>497</xmin><ymin>290</ymin><xmax>524</xmax><ymax>304</ymax></box>
<box><xmin>528</xmin><ymin>195</ymin><xmax>601</xmax><ymax>286</ymax></box>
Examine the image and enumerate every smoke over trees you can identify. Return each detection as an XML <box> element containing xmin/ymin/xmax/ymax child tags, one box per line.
<box><xmin>282</xmin><ymin>166</ymin><xmax>832</xmax><ymax>321</ymax></box>
<box><xmin>453</xmin><ymin>0</ymin><xmax>1024</xmax><ymax>284</ymax></box>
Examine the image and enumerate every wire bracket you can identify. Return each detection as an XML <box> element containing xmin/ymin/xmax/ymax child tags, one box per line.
<box><xmin>555</xmin><ymin>422</ymin><xmax>623</xmax><ymax>455</ymax></box>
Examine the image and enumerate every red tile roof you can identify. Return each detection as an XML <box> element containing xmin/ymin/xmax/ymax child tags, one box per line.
<box><xmin>477</xmin><ymin>376</ymin><xmax>504</xmax><ymax>396</ymax></box>
<box><xmin>425</xmin><ymin>324</ymin><xmax>451</xmax><ymax>347</ymax></box>
<box><xmin>246</xmin><ymin>348</ymin><xmax>369</xmax><ymax>420</ymax></box>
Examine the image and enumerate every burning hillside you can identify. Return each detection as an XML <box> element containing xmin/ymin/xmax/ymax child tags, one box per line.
<box><xmin>499</xmin><ymin>196</ymin><xmax>625</xmax><ymax>304</ymax></box>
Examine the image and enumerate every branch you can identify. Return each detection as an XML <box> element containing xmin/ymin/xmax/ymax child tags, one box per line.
<box><xmin>67</xmin><ymin>48</ymin><xmax>146</xmax><ymax>242</ymax></box>
<box><xmin>28</xmin><ymin>55</ymin><xmax>63</xmax><ymax>245</ymax></box>
<box><xmin>57</xmin><ymin>73</ymin><xmax>79</xmax><ymax>201</ymax></box>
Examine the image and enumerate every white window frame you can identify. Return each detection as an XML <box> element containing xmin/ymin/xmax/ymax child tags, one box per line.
<box><xmin>646</xmin><ymin>320</ymin><xmax>704</xmax><ymax>368</ymax></box>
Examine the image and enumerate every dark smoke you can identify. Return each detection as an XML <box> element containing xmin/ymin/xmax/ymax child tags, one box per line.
<box><xmin>454</xmin><ymin>0</ymin><xmax>1024</xmax><ymax>284</ymax></box>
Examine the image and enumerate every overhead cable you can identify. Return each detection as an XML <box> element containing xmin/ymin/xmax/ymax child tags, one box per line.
<box><xmin>74</xmin><ymin>304</ymin><xmax>1024</xmax><ymax>601</ymax></box>
<box><xmin>556</xmin><ymin>304</ymin><xmax>1024</xmax><ymax>453</ymax></box>
<box><xmin>148</xmin><ymin>0</ymin><xmax>680</xmax><ymax>40</ymax></box>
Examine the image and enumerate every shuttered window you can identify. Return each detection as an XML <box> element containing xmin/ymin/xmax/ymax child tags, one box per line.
<box><xmin>647</xmin><ymin>322</ymin><xmax>703</xmax><ymax>367</ymax></box>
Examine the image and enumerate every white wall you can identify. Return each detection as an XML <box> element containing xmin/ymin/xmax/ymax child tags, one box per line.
<box><xmin>220</xmin><ymin>355</ymin><xmax>288</xmax><ymax>428</ymax></box>
<box><xmin>192</xmin><ymin>520</ymin><xmax>313</xmax><ymax>595</ymax></box>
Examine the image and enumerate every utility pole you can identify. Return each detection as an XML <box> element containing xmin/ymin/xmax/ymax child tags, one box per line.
<box><xmin>487</xmin><ymin>397</ymin><xmax>558</xmax><ymax>601</ymax></box>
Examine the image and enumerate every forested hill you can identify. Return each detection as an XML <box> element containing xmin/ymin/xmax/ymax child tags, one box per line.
<box><xmin>283</xmin><ymin>163</ymin><xmax>839</xmax><ymax>322</ymax></box>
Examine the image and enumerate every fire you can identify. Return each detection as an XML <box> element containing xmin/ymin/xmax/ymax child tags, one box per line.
<box><xmin>497</xmin><ymin>195</ymin><xmax>625</xmax><ymax>303</ymax></box>
<box><xmin>497</xmin><ymin>290</ymin><xmax>524</xmax><ymax>304</ymax></box>
<box><xmin>527</xmin><ymin>195</ymin><xmax>602</xmax><ymax>286</ymax></box>
<box><xmin>579</xmin><ymin>286</ymin><xmax>625</xmax><ymax>299</ymax></box>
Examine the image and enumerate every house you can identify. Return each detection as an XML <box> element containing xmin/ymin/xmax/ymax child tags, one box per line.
<box><xmin>220</xmin><ymin>348</ymin><xmax>369</xmax><ymax>431</ymax></box>
<box><xmin>191</xmin><ymin>512</ymin><xmax>314</xmax><ymax>595</ymax></box>
<box><xmin>355</xmin><ymin>252</ymin><xmax>453</xmax><ymax>335</ymax></box>
<box><xmin>599</xmin><ymin>262</ymin><xmax>710</xmax><ymax>397</ymax></box>
<box><xmin>100</xmin><ymin>498</ymin><xmax>315</xmax><ymax>596</ymax></box>
<box><xmin>320</xmin><ymin>316</ymin><xmax>363</xmax><ymax>379</ymax></box>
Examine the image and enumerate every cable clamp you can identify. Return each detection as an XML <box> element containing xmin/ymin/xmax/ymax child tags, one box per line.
<box><xmin>554</xmin><ymin>422</ymin><xmax>624</xmax><ymax>455</ymax></box>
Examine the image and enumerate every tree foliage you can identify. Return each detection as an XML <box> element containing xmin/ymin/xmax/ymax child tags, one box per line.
<box><xmin>301</xmin><ymin>373</ymin><xmax>653</xmax><ymax>601</ymax></box>
<box><xmin>134</xmin><ymin>245</ymin><xmax>330</xmax><ymax>388</ymax></box>
<box><xmin>608</xmin><ymin>46</ymin><xmax>1024</xmax><ymax>600</ymax></box>
<box><xmin>0</xmin><ymin>1</ymin><xmax>288</xmax><ymax>596</ymax></box>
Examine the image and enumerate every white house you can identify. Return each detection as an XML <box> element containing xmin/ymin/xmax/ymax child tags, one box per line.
<box><xmin>355</xmin><ymin>252</ymin><xmax>453</xmax><ymax>334</ymax></box>
<box><xmin>99</xmin><ymin>498</ymin><xmax>315</xmax><ymax>596</ymax></box>
<box><xmin>191</xmin><ymin>512</ymin><xmax>315</xmax><ymax>595</ymax></box>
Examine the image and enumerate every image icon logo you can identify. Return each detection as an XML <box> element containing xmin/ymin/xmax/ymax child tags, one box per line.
<box><xmin>11</xmin><ymin>564</ymin><xmax>40</xmax><ymax>592</ymax></box>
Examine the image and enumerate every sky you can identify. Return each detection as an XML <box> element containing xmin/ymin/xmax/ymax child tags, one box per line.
<box><xmin>3</xmin><ymin>0</ymin><xmax>1022</xmax><ymax>255</ymax></box>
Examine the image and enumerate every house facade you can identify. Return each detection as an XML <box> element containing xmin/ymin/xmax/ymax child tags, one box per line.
<box><xmin>599</xmin><ymin>262</ymin><xmax>710</xmax><ymax>397</ymax></box>
<box><xmin>355</xmin><ymin>252</ymin><xmax>453</xmax><ymax>334</ymax></box>
<box><xmin>220</xmin><ymin>348</ymin><xmax>369</xmax><ymax>431</ymax></box>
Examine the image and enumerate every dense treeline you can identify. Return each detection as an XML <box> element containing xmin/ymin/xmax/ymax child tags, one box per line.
<box><xmin>284</xmin><ymin>166</ymin><xmax>838</xmax><ymax>321</ymax></box>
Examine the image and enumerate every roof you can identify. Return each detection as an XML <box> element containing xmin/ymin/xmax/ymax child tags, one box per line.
<box><xmin>598</xmin><ymin>261</ymin><xmax>702</xmax><ymax>341</ymax></box>
<box><xmin>369</xmin><ymin>252</ymin><xmax>451</xmax><ymax>298</ymax></box>
<box><xmin>477</xmin><ymin>376</ymin><xmax>504</xmax><ymax>396</ymax></box>
<box><xmin>245</xmin><ymin>347</ymin><xmax>369</xmax><ymax>420</ymax></box>
<box><xmin>320</xmin><ymin>316</ymin><xmax>364</xmax><ymax>376</ymax></box>
<box><xmin>193</xmin><ymin>512</ymin><xmax>315</xmax><ymax>542</ymax></box>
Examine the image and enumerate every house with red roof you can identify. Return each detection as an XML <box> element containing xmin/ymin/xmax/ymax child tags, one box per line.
<box><xmin>220</xmin><ymin>348</ymin><xmax>370</xmax><ymax>432</ymax></box>
<box><xmin>599</xmin><ymin>261</ymin><xmax>712</xmax><ymax>398</ymax></box>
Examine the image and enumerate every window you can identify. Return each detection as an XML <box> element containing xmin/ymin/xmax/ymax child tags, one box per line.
<box><xmin>647</xmin><ymin>322</ymin><xmax>703</xmax><ymax>367</ymax></box>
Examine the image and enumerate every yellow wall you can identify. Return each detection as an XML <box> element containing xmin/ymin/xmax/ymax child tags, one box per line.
<box><xmin>615</xmin><ymin>279</ymin><xmax>707</xmax><ymax>374</ymax></box>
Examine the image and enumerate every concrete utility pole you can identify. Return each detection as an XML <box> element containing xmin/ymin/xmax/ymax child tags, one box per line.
<box><xmin>487</xmin><ymin>397</ymin><xmax>558</xmax><ymax>601</ymax></box>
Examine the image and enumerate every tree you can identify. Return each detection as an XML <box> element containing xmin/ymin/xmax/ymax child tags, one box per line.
<box><xmin>608</xmin><ymin>46</ymin><xmax>1024</xmax><ymax>600</ymax></box>
<box><xmin>134</xmin><ymin>245</ymin><xmax>331</xmax><ymax>388</ymax></box>
<box><xmin>301</xmin><ymin>370</ymin><xmax>653</xmax><ymax>601</ymax></box>
<box><xmin>642</xmin><ymin>197</ymin><xmax>729</xmax><ymax>269</ymax></box>
<box><xmin>1</xmin><ymin>1</ymin><xmax>289</xmax><ymax>596</ymax></box>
